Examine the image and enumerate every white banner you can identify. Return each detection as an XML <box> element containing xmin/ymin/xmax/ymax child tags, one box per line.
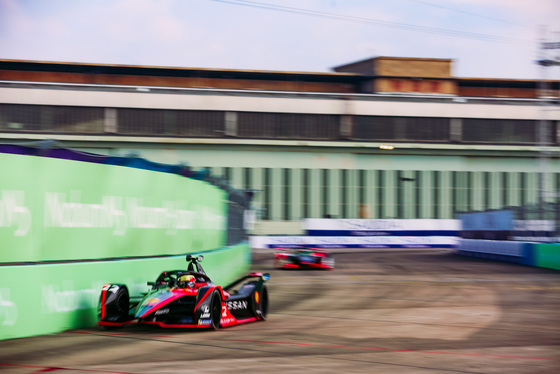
<box><xmin>304</xmin><ymin>218</ymin><xmax>460</xmax><ymax>232</ymax></box>
<box><xmin>250</xmin><ymin>235</ymin><xmax>458</xmax><ymax>249</ymax></box>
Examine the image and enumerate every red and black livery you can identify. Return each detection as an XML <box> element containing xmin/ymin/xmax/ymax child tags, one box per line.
<box><xmin>274</xmin><ymin>246</ymin><xmax>335</xmax><ymax>269</ymax></box>
<box><xmin>98</xmin><ymin>255</ymin><xmax>269</xmax><ymax>329</ymax></box>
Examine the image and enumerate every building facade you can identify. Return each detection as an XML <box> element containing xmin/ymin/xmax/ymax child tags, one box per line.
<box><xmin>1</xmin><ymin>57</ymin><xmax>559</xmax><ymax>233</ymax></box>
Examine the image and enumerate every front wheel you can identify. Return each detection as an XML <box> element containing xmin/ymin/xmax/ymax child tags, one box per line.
<box><xmin>210</xmin><ymin>290</ymin><xmax>222</xmax><ymax>330</ymax></box>
<box><xmin>99</xmin><ymin>285</ymin><xmax>129</xmax><ymax>329</ymax></box>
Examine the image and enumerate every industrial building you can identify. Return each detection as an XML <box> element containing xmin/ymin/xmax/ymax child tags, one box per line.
<box><xmin>1</xmin><ymin>56</ymin><xmax>559</xmax><ymax>235</ymax></box>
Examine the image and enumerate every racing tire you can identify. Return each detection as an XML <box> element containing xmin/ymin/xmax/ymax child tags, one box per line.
<box><xmin>209</xmin><ymin>290</ymin><xmax>222</xmax><ymax>330</ymax></box>
<box><xmin>255</xmin><ymin>284</ymin><xmax>269</xmax><ymax>321</ymax></box>
<box><xmin>100</xmin><ymin>286</ymin><xmax>129</xmax><ymax>329</ymax></box>
<box><xmin>242</xmin><ymin>280</ymin><xmax>268</xmax><ymax>320</ymax></box>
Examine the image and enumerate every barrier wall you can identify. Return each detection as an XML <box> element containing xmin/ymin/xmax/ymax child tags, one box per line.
<box><xmin>0</xmin><ymin>153</ymin><xmax>226</xmax><ymax>262</ymax></box>
<box><xmin>533</xmin><ymin>244</ymin><xmax>560</xmax><ymax>270</ymax></box>
<box><xmin>304</xmin><ymin>219</ymin><xmax>459</xmax><ymax>237</ymax></box>
<box><xmin>250</xmin><ymin>219</ymin><xmax>459</xmax><ymax>249</ymax></box>
<box><xmin>456</xmin><ymin>239</ymin><xmax>534</xmax><ymax>265</ymax></box>
<box><xmin>251</xmin><ymin>235</ymin><xmax>458</xmax><ymax>249</ymax></box>
<box><xmin>456</xmin><ymin>210</ymin><xmax>560</xmax><ymax>271</ymax></box>
<box><xmin>0</xmin><ymin>242</ymin><xmax>251</xmax><ymax>341</ymax></box>
<box><xmin>456</xmin><ymin>240</ymin><xmax>560</xmax><ymax>271</ymax></box>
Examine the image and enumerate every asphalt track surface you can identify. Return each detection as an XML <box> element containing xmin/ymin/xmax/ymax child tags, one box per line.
<box><xmin>1</xmin><ymin>248</ymin><xmax>559</xmax><ymax>374</ymax></box>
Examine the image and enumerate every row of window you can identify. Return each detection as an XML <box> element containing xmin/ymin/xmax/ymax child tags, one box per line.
<box><xmin>0</xmin><ymin>104</ymin><xmax>556</xmax><ymax>145</ymax></box>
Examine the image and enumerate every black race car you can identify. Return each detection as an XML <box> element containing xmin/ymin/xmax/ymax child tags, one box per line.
<box><xmin>98</xmin><ymin>255</ymin><xmax>269</xmax><ymax>329</ymax></box>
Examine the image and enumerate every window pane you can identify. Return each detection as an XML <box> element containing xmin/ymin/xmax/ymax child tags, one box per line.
<box><xmin>353</xmin><ymin>116</ymin><xmax>449</xmax><ymax>142</ymax></box>
<box><xmin>237</xmin><ymin>112</ymin><xmax>339</xmax><ymax>140</ymax></box>
<box><xmin>0</xmin><ymin>104</ymin><xmax>104</xmax><ymax>133</ymax></box>
<box><xmin>462</xmin><ymin>118</ymin><xmax>538</xmax><ymax>144</ymax></box>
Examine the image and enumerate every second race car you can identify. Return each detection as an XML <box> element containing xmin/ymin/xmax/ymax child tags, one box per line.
<box><xmin>273</xmin><ymin>246</ymin><xmax>335</xmax><ymax>269</ymax></box>
<box><xmin>98</xmin><ymin>254</ymin><xmax>269</xmax><ymax>329</ymax></box>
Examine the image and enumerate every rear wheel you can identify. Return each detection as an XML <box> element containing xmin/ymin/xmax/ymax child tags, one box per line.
<box><xmin>255</xmin><ymin>284</ymin><xmax>269</xmax><ymax>321</ymax></box>
<box><xmin>210</xmin><ymin>290</ymin><xmax>222</xmax><ymax>330</ymax></box>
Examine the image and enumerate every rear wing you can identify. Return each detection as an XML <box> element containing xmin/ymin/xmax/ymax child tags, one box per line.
<box><xmin>224</xmin><ymin>272</ymin><xmax>270</xmax><ymax>292</ymax></box>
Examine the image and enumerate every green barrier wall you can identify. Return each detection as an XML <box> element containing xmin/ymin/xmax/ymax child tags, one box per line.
<box><xmin>533</xmin><ymin>244</ymin><xmax>560</xmax><ymax>271</ymax></box>
<box><xmin>0</xmin><ymin>242</ymin><xmax>250</xmax><ymax>340</ymax></box>
<box><xmin>0</xmin><ymin>153</ymin><xmax>226</xmax><ymax>263</ymax></box>
<box><xmin>0</xmin><ymin>153</ymin><xmax>251</xmax><ymax>341</ymax></box>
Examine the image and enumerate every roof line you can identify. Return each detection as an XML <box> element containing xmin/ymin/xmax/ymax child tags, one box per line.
<box><xmin>0</xmin><ymin>58</ymin><xmax>360</xmax><ymax>77</ymax></box>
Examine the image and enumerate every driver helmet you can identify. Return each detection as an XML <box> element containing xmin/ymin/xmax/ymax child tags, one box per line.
<box><xmin>178</xmin><ymin>274</ymin><xmax>196</xmax><ymax>289</ymax></box>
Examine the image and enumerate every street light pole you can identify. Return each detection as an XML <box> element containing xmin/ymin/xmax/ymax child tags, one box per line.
<box><xmin>536</xmin><ymin>26</ymin><xmax>560</xmax><ymax>223</ymax></box>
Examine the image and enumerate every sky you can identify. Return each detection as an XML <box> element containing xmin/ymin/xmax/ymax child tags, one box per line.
<box><xmin>1</xmin><ymin>0</ymin><xmax>559</xmax><ymax>79</ymax></box>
